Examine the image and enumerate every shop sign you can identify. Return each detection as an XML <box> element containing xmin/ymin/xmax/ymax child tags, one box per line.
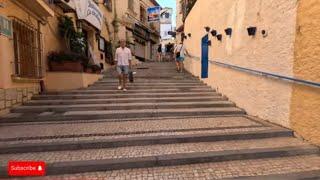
<box><xmin>74</xmin><ymin>0</ymin><xmax>103</xmax><ymax>30</ymax></box>
<box><xmin>147</xmin><ymin>6</ymin><xmax>161</xmax><ymax>22</ymax></box>
<box><xmin>0</xmin><ymin>15</ymin><xmax>12</xmax><ymax>37</ymax></box>
<box><xmin>134</xmin><ymin>24</ymin><xmax>148</xmax><ymax>40</ymax></box>
<box><xmin>160</xmin><ymin>7</ymin><xmax>172</xmax><ymax>24</ymax></box>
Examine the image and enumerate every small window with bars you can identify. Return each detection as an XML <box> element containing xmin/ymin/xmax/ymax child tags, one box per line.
<box><xmin>11</xmin><ymin>17</ymin><xmax>43</xmax><ymax>79</ymax></box>
<box><xmin>103</xmin><ymin>0</ymin><xmax>112</xmax><ymax>11</ymax></box>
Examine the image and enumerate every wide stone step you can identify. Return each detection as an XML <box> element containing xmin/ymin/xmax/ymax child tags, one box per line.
<box><xmin>0</xmin><ymin>137</ymin><xmax>317</xmax><ymax>177</ymax></box>
<box><xmin>87</xmin><ymin>85</ymin><xmax>210</xmax><ymax>90</ymax></box>
<box><xmin>13</xmin><ymin>156</ymin><xmax>320</xmax><ymax>179</ymax></box>
<box><xmin>0</xmin><ymin>116</ymin><xmax>267</xmax><ymax>142</ymax></box>
<box><xmin>91</xmin><ymin>83</ymin><xmax>208</xmax><ymax>87</ymax></box>
<box><xmin>24</xmin><ymin>96</ymin><xmax>227</xmax><ymax>106</ymax></box>
<box><xmin>0</xmin><ymin>129</ymin><xmax>293</xmax><ymax>154</ymax></box>
<box><xmin>95</xmin><ymin>82</ymin><xmax>204</xmax><ymax>85</ymax></box>
<box><xmin>12</xmin><ymin>101</ymin><xmax>235</xmax><ymax>113</ymax></box>
<box><xmin>98</xmin><ymin>79</ymin><xmax>200</xmax><ymax>83</ymax></box>
<box><xmin>32</xmin><ymin>92</ymin><xmax>221</xmax><ymax>100</ymax></box>
<box><xmin>1</xmin><ymin>107</ymin><xmax>246</xmax><ymax>123</ymax></box>
<box><xmin>45</xmin><ymin>88</ymin><xmax>214</xmax><ymax>95</ymax></box>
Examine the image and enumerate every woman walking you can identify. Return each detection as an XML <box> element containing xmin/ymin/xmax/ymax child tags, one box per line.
<box><xmin>174</xmin><ymin>41</ymin><xmax>189</xmax><ymax>72</ymax></box>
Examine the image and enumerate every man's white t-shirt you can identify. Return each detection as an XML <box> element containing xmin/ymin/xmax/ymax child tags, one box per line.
<box><xmin>174</xmin><ymin>44</ymin><xmax>186</xmax><ymax>58</ymax></box>
<box><xmin>115</xmin><ymin>47</ymin><xmax>132</xmax><ymax>66</ymax></box>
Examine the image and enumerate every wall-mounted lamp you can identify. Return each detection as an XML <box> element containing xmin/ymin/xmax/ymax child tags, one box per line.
<box><xmin>247</xmin><ymin>27</ymin><xmax>257</xmax><ymax>36</ymax></box>
<box><xmin>210</xmin><ymin>30</ymin><xmax>217</xmax><ymax>36</ymax></box>
<box><xmin>208</xmin><ymin>40</ymin><xmax>212</xmax><ymax>46</ymax></box>
<box><xmin>76</xmin><ymin>20</ymin><xmax>82</xmax><ymax>32</ymax></box>
<box><xmin>261</xmin><ymin>30</ymin><xmax>268</xmax><ymax>38</ymax></box>
<box><xmin>188</xmin><ymin>33</ymin><xmax>191</xmax><ymax>37</ymax></box>
<box><xmin>225</xmin><ymin>28</ymin><xmax>232</xmax><ymax>37</ymax></box>
<box><xmin>216</xmin><ymin>34</ymin><xmax>222</xmax><ymax>41</ymax></box>
<box><xmin>95</xmin><ymin>32</ymin><xmax>101</xmax><ymax>41</ymax></box>
<box><xmin>205</xmin><ymin>26</ymin><xmax>210</xmax><ymax>32</ymax></box>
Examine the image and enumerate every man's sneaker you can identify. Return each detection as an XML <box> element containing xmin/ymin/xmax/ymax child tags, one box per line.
<box><xmin>118</xmin><ymin>86</ymin><xmax>122</xmax><ymax>90</ymax></box>
<box><xmin>123</xmin><ymin>88</ymin><xmax>127</xmax><ymax>91</ymax></box>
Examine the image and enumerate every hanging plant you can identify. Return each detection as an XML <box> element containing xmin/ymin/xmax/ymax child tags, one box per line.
<box><xmin>58</xmin><ymin>15</ymin><xmax>86</xmax><ymax>54</ymax></box>
<box><xmin>58</xmin><ymin>16</ymin><xmax>75</xmax><ymax>50</ymax></box>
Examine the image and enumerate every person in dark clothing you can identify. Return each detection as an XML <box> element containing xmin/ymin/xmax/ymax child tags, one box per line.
<box><xmin>157</xmin><ymin>44</ymin><xmax>162</xmax><ymax>62</ymax></box>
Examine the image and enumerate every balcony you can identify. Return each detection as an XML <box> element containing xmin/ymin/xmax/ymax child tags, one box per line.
<box><xmin>18</xmin><ymin>0</ymin><xmax>54</xmax><ymax>18</ymax></box>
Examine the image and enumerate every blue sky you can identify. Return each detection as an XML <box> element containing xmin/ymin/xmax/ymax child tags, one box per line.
<box><xmin>156</xmin><ymin>0</ymin><xmax>176</xmax><ymax>27</ymax></box>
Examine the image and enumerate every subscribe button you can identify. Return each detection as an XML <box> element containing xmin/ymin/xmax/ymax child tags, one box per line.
<box><xmin>8</xmin><ymin>161</ymin><xmax>46</xmax><ymax>176</ymax></box>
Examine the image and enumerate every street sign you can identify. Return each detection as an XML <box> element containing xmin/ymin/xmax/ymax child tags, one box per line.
<box><xmin>160</xmin><ymin>7</ymin><xmax>172</xmax><ymax>24</ymax></box>
<box><xmin>0</xmin><ymin>15</ymin><xmax>12</xmax><ymax>37</ymax></box>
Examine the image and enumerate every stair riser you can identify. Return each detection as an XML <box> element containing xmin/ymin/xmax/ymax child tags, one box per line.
<box><xmin>94</xmin><ymin>84</ymin><xmax>205</xmax><ymax>87</ymax></box>
<box><xmin>12</xmin><ymin>103</ymin><xmax>235</xmax><ymax>113</ymax></box>
<box><xmin>90</xmin><ymin>84</ymin><xmax>208</xmax><ymax>87</ymax></box>
<box><xmin>24</xmin><ymin>97</ymin><xmax>227</xmax><ymax>106</ymax></box>
<box><xmin>32</xmin><ymin>93</ymin><xmax>220</xmax><ymax>100</ymax></box>
<box><xmin>97</xmin><ymin>80</ymin><xmax>200</xmax><ymax>83</ymax></box>
<box><xmin>0</xmin><ymin>131</ymin><xmax>292</xmax><ymax>154</ymax></box>
<box><xmin>2</xmin><ymin>111</ymin><xmax>246</xmax><ymax>123</ymax></box>
<box><xmin>87</xmin><ymin>87</ymin><xmax>210</xmax><ymax>90</ymax></box>
<box><xmin>46</xmin><ymin>89</ymin><xmax>214</xmax><ymax>95</ymax></box>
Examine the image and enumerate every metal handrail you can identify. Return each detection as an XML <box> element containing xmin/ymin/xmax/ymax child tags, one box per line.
<box><xmin>187</xmin><ymin>56</ymin><xmax>320</xmax><ymax>88</ymax></box>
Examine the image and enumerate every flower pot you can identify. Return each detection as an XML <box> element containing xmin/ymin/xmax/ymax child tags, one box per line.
<box><xmin>216</xmin><ymin>34</ymin><xmax>222</xmax><ymax>41</ymax></box>
<box><xmin>225</xmin><ymin>28</ymin><xmax>232</xmax><ymax>36</ymax></box>
<box><xmin>247</xmin><ymin>27</ymin><xmax>257</xmax><ymax>36</ymax></box>
<box><xmin>211</xmin><ymin>30</ymin><xmax>217</xmax><ymax>36</ymax></box>
<box><xmin>49</xmin><ymin>61</ymin><xmax>84</xmax><ymax>72</ymax></box>
<box><xmin>85</xmin><ymin>67</ymin><xmax>93</xmax><ymax>73</ymax></box>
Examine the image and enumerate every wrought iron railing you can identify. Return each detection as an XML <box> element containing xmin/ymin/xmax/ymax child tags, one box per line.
<box><xmin>189</xmin><ymin>55</ymin><xmax>320</xmax><ymax>88</ymax></box>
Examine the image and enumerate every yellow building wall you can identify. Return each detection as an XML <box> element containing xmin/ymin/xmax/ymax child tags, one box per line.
<box><xmin>290</xmin><ymin>0</ymin><xmax>320</xmax><ymax>146</ymax></box>
<box><xmin>184</xmin><ymin>0</ymin><xmax>298</xmax><ymax>128</ymax></box>
<box><xmin>45</xmin><ymin>72</ymin><xmax>103</xmax><ymax>91</ymax></box>
<box><xmin>0</xmin><ymin>0</ymin><xmax>41</xmax><ymax>89</ymax></box>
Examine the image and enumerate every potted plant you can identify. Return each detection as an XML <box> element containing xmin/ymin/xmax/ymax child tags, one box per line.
<box><xmin>90</xmin><ymin>64</ymin><xmax>102</xmax><ymax>74</ymax></box>
<box><xmin>47</xmin><ymin>51</ymin><xmax>89</xmax><ymax>72</ymax></box>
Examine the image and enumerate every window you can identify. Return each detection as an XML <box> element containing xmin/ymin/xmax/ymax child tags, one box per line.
<box><xmin>140</xmin><ymin>6</ymin><xmax>146</xmax><ymax>23</ymax></box>
<box><xmin>12</xmin><ymin>17</ymin><xmax>43</xmax><ymax>79</ymax></box>
<box><xmin>103</xmin><ymin>0</ymin><xmax>112</xmax><ymax>11</ymax></box>
<box><xmin>128</xmin><ymin>0</ymin><xmax>134</xmax><ymax>11</ymax></box>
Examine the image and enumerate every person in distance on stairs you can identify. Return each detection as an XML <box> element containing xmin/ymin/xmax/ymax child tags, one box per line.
<box><xmin>174</xmin><ymin>40</ymin><xmax>190</xmax><ymax>73</ymax></box>
<box><xmin>115</xmin><ymin>39</ymin><xmax>132</xmax><ymax>91</ymax></box>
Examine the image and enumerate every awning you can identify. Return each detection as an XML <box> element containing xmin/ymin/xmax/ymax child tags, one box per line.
<box><xmin>74</xmin><ymin>0</ymin><xmax>103</xmax><ymax>30</ymax></box>
<box><xmin>18</xmin><ymin>0</ymin><xmax>54</xmax><ymax>17</ymax></box>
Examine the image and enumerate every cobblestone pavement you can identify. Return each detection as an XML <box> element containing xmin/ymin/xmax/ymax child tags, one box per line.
<box><xmin>8</xmin><ymin>155</ymin><xmax>320</xmax><ymax>180</ymax></box>
<box><xmin>0</xmin><ymin>116</ymin><xmax>260</xmax><ymax>140</ymax></box>
<box><xmin>0</xmin><ymin>62</ymin><xmax>319</xmax><ymax>179</ymax></box>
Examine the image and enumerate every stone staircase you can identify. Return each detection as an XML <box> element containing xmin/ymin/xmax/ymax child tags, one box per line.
<box><xmin>0</xmin><ymin>62</ymin><xmax>319</xmax><ymax>179</ymax></box>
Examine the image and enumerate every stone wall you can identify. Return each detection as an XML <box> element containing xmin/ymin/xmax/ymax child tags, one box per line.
<box><xmin>290</xmin><ymin>0</ymin><xmax>320</xmax><ymax>146</ymax></box>
<box><xmin>183</xmin><ymin>0</ymin><xmax>320</xmax><ymax>146</ymax></box>
<box><xmin>0</xmin><ymin>86</ymin><xmax>40</xmax><ymax>115</ymax></box>
<box><xmin>184</xmin><ymin>0</ymin><xmax>298</xmax><ymax>128</ymax></box>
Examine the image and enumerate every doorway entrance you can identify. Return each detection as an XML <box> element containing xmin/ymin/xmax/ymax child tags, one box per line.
<box><xmin>201</xmin><ymin>34</ymin><xmax>209</xmax><ymax>78</ymax></box>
